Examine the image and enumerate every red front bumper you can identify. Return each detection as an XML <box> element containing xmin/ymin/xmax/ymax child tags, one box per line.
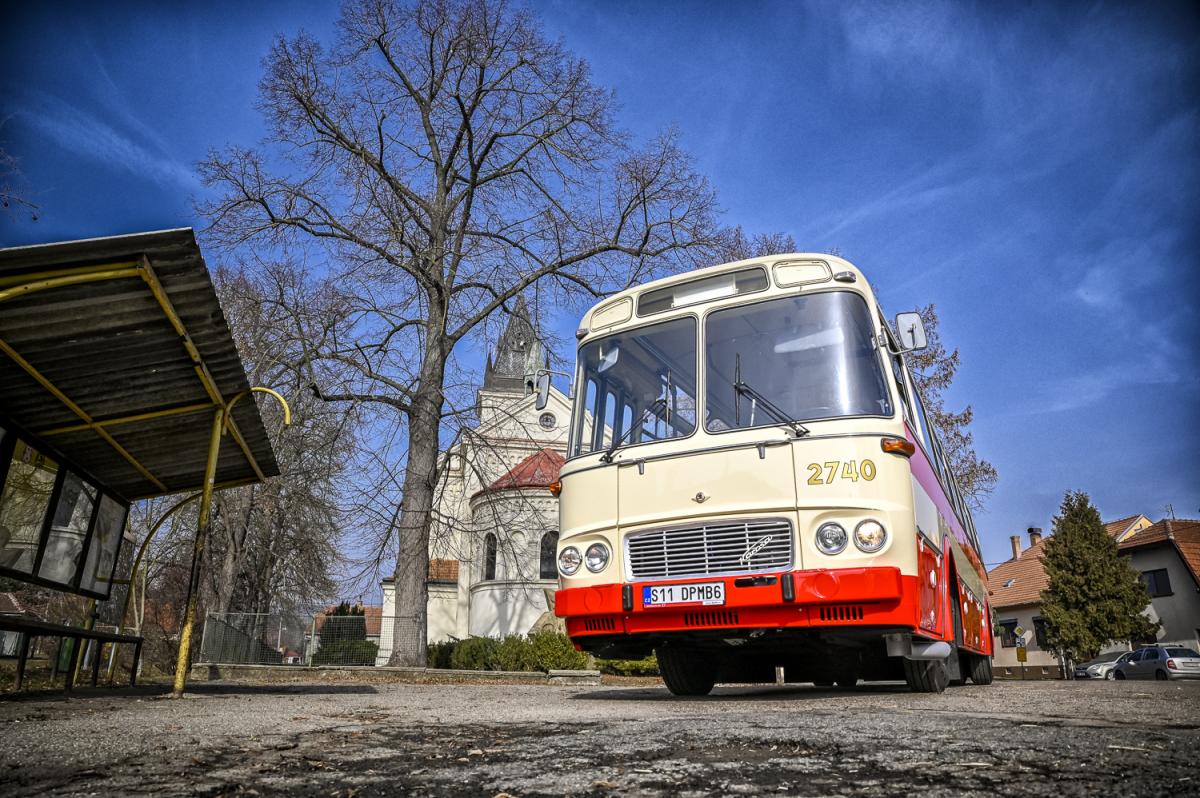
<box><xmin>555</xmin><ymin>567</ymin><xmax>921</xmax><ymax>638</ymax></box>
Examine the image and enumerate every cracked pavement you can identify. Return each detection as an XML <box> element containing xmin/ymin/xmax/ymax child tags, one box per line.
<box><xmin>1</xmin><ymin>678</ymin><xmax>1197</xmax><ymax>796</ymax></box>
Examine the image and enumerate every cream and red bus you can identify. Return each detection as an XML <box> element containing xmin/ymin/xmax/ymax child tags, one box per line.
<box><xmin>536</xmin><ymin>253</ymin><xmax>993</xmax><ymax>694</ymax></box>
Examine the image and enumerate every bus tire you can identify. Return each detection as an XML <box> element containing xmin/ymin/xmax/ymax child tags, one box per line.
<box><xmin>835</xmin><ymin>674</ymin><xmax>859</xmax><ymax>689</ymax></box>
<box><xmin>967</xmin><ymin>654</ymin><xmax>994</xmax><ymax>685</ymax></box>
<box><xmin>656</xmin><ymin>646</ymin><xmax>716</xmax><ymax>696</ymax></box>
<box><xmin>903</xmin><ymin>658</ymin><xmax>948</xmax><ymax>693</ymax></box>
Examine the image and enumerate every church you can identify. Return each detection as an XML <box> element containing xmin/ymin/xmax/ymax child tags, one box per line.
<box><xmin>378</xmin><ymin>300</ymin><xmax>572</xmax><ymax>656</ymax></box>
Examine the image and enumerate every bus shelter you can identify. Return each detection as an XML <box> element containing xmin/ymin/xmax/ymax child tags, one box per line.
<box><xmin>0</xmin><ymin>228</ymin><xmax>280</xmax><ymax>694</ymax></box>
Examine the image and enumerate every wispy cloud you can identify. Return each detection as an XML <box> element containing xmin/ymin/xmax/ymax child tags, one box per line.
<box><xmin>15</xmin><ymin>92</ymin><xmax>197</xmax><ymax>191</ymax></box>
<box><xmin>1038</xmin><ymin>356</ymin><xmax>1181</xmax><ymax>414</ymax></box>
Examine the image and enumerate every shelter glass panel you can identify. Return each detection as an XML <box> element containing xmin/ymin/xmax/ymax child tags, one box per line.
<box><xmin>0</xmin><ymin>441</ymin><xmax>58</xmax><ymax>575</ymax></box>
<box><xmin>79</xmin><ymin>494</ymin><xmax>128</xmax><ymax>596</ymax></box>
<box><xmin>38</xmin><ymin>471</ymin><xmax>97</xmax><ymax>585</ymax></box>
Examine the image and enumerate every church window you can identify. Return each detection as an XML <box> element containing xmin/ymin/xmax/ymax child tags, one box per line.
<box><xmin>483</xmin><ymin>533</ymin><xmax>498</xmax><ymax>581</ymax></box>
<box><xmin>539</xmin><ymin>412</ymin><xmax>556</xmax><ymax>430</ymax></box>
<box><xmin>539</xmin><ymin>531</ymin><xmax>558</xmax><ymax>579</ymax></box>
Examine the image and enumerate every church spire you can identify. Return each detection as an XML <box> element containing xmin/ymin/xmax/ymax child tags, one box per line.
<box><xmin>482</xmin><ymin>296</ymin><xmax>538</xmax><ymax>394</ymax></box>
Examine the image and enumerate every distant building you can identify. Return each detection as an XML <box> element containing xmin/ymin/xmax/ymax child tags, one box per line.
<box><xmin>1117</xmin><ymin>518</ymin><xmax>1200</xmax><ymax>651</ymax></box>
<box><xmin>986</xmin><ymin>515</ymin><xmax>1154</xmax><ymax>676</ymax></box>
<box><xmin>378</xmin><ymin>300</ymin><xmax>570</xmax><ymax>661</ymax></box>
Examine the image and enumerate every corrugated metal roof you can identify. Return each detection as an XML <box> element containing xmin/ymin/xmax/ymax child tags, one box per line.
<box><xmin>0</xmin><ymin>228</ymin><xmax>279</xmax><ymax>501</ymax></box>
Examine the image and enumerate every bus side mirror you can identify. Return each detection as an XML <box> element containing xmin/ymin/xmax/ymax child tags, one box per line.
<box><xmin>895</xmin><ymin>312</ymin><xmax>928</xmax><ymax>352</ymax></box>
<box><xmin>534</xmin><ymin>372</ymin><xmax>551</xmax><ymax>410</ymax></box>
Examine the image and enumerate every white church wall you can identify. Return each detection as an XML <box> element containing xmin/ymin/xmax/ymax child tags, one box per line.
<box><xmin>427</xmin><ymin>582</ymin><xmax>460</xmax><ymax>643</ymax></box>
<box><xmin>467</xmin><ymin>580</ymin><xmax>554</xmax><ymax>638</ymax></box>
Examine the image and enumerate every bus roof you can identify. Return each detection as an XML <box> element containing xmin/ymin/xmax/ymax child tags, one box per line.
<box><xmin>577</xmin><ymin>252</ymin><xmax>874</xmax><ymax>339</ymax></box>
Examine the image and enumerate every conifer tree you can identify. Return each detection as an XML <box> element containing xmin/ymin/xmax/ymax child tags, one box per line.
<box><xmin>1039</xmin><ymin>491</ymin><xmax>1158</xmax><ymax>665</ymax></box>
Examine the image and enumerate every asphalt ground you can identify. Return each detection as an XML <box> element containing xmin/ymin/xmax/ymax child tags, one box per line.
<box><xmin>1</xmin><ymin>677</ymin><xmax>1197</xmax><ymax>796</ymax></box>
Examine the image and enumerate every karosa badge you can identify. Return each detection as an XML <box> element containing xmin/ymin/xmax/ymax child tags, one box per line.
<box><xmin>739</xmin><ymin>534</ymin><xmax>774</xmax><ymax>565</ymax></box>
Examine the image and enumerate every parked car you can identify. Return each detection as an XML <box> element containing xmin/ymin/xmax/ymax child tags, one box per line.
<box><xmin>1074</xmin><ymin>650</ymin><xmax>1132</xmax><ymax>680</ymax></box>
<box><xmin>1112</xmin><ymin>646</ymin><xmax>1200</xmax><ymax>681</ymax></box>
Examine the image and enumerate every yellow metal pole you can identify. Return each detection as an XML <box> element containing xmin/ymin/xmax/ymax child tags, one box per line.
<box><xmin>106</xmin><ymin>491</ymin><xmax>202</xmax><ymax>683</ymax></box>
<box><xmin>42</xmin><ymin>402</ymin><xmax>216</xmax><ymax>436</ymax></box>
<box><xmin>0</xmin><ymin>266</ymin><xmax>140</xmax><ymax>302</ymax></box>
<box><xmin>171</xmin><ymin>408</ymin><xmax>224</xmax><ymax>698</ymax></box>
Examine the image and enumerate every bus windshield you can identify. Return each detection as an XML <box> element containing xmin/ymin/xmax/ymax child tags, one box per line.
<box><xmin>571</xmin><ymin>316</ymin><xmax>698</xmax><ymax>457</ymax></box>
<box><xmin>705</xmin><ymin>291</ymin><xmax>891</xmax><ymax>432</ymax></box>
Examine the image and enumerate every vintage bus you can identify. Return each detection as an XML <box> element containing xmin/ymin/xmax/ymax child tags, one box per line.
<box><xmin>536</xmin><ymin>254</ymin><xmax>993</xmax><ymax>694</ymax></box>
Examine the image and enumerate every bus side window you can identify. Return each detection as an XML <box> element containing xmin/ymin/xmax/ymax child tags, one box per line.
<box><xmin>907</xmin><ymin>364</ymin><xmax>936</xmax><ymax>458</ymax></box>
<box><xmin>890</xmin><ymin>354</ymin><xmax>912</xmax><ymax>421</ymax></box>
<box><xmin>576</xmin><ymin>377</ymin><xmax>599</xmax><ymax>455</ymax></box>
<box><xmin>603</xmin><ymin>389</ymin><xmax>618</xmax><ymax>447</ymax></box>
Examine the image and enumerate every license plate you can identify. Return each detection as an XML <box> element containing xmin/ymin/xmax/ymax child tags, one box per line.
<box><xmin>643</xmin><ymin>582</ymin><xmax>725</xmax><ymax>607</ymax></box>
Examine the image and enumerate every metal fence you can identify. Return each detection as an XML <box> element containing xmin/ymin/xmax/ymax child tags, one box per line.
<box><xmin>198</xmin><ymin>610</ymin><xmax>390</xmax><ymax>667</ymax></box>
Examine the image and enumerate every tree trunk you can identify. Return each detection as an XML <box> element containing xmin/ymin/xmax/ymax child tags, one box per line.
<box><xmin>386</xmin><ymin>339</ymin><xmax>447</xmax><ymax>667</ymax></box>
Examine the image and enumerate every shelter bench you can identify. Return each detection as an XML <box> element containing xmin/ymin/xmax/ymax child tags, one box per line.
<box><xmin>0</xmin><ymin>615</ymin><xmax>142</xmax><ymax>693</ymax></box>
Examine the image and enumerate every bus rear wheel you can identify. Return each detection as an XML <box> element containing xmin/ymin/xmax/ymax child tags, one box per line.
<box><xmin>656</xmin><ymin>646</ymin><xmax>716</xmax><ymax>696</ymax></box>
<box><xmin>903</xmin><ymin>658</ymin><xmax>949</xmax><ymax>693</ymax></box>
<box><xmin>966</xmin><ymin>654</ymin><xmax>994</xmax><ymax>685</ymax></box>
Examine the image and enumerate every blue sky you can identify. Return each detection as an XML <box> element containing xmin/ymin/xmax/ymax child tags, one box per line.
<box><xmin>1</xmin><ymin>0</ymin><xmax>1198</xmax><ymax>570</ymax></box>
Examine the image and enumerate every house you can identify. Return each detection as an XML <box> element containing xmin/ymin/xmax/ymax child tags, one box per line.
<box><xmin>379</xmin><ymin>300</ymin><xmax>571</xmax><ymax>652</ymax></box>
<box><xmin>987</xmin><ymin>528</ymin><xmax>1062</xmax><ymax>677</ymax></box>
<box><xmin>1117</xmin><ymin>518</ymin><xmax>1200</xmax><ymax>650</ymax></box>
<box><xmin>986</xmin><ymin>513</ymin><xmax>1194</xmax><ymax>677</ymax></box>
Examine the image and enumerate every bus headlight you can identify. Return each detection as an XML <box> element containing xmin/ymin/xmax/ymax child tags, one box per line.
<box><xmin>815</xmin><ymin>522</ymin><xmax>848</xmax><ymax>555</ymax></box>
<box><xmin>585</xmin><ymin>542</ymin><xmax>610</xmax><ymax>573</ymax></box>
<box><xmin>558</xmin><ymin>546</ymin><xmax>582</xmax><ymax>575</ymax></box>
<box><xmin>854</xmin><ymin>519</ymin><xmax>887</xmax><ymax>553</ymax></box>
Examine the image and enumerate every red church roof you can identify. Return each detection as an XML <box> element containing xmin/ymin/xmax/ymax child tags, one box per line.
<box><xmin>484</xmin><ymin>447</ymin><xmax>565</xmax><ymax>493</ymax></box>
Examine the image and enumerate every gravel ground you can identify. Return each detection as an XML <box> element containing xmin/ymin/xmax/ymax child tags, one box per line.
<box><xmin>1</xmin><ymin>678</ymin><xmax>1197</xmax><ymax>796</ymax></box>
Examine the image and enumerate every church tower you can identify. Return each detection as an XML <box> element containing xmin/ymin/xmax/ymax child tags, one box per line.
<box><xmin>477</xmin><ymin>297</ymin><xmax>547</xmax><ymax>421</ymax></box>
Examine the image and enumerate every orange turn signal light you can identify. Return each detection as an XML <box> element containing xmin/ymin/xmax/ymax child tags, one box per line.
<box><xmin>547</xmin><ymin>480</ymin><xmax>562</xmax><ymax>497</ymax></box>
<box><xmin>881</xmin><ymin>437</ymin><xmax>916</xmax><ymax>457</ymax></box>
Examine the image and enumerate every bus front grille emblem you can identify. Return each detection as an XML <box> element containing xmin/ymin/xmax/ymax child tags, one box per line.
<box><xmin>740</xmin><ymin>535</ymin><xmax>775</xmax><ymax>565</ymax></box>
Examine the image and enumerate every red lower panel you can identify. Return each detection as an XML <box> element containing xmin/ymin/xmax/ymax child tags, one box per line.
<box><xmin>557</xmin><ymin>567</ymin><xmax>924</xmax><ymax>638</ymax></box>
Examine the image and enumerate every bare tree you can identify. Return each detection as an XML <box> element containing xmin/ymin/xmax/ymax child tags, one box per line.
<box><xmin>0</xmin><ymin>119</ymin><xmax>38</xmax><ymax>222</ymax></box>
<box><xmin>199</xmin><ymin>0</ymin><xmax>719</xmax><ymax>664</ymax></box>
<box><xmin>202</xmin><ymin>266</ymin><xmax>359</xmax><ymax>617</ymax></box>
<box><xmin>905</xmin><ymin>304</ymin><xmax>998</xmax><ymax>510</ymax></box>
<box><xmin>715</xmin><ymin>225</ymin><xmax>797</xmax><ymax>262</ymax></box>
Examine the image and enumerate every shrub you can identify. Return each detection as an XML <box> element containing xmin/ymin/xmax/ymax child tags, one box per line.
<box><xmin>596</xmin><ymin>653</ymin><xmax>659</xmax><ymax>676</ymax></box>
<box><xmin>495</xmin><ymin>635</ymin><xmax>538</xmax><ymax>672</ymax></box>
<box><xmin>440</xmin><ymin>632</ymin><xmax>591</xmax><ymax>672</ymax></box>
<box><xmin>450</xmin><ymin>636</ymin><xmax>501</xmax><ymax>671</ymax></box>
<box><xmin>527</xmin><ymin>630</ymin><xmax>590</xmax><ymax>671</ymax></box>
<box><xmin>312</xmin><ymin>639</ymin><xmax>378</xmax><ymax>666</ymax></box>
<box><xmin>427</xmin><ymin>639</ymin><xmax>459</xmax><ymax>669</ymax></box>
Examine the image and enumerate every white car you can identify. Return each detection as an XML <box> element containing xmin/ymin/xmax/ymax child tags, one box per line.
<box><xmin>1074</xmin><ymin>651</ymin><xmax>1132</xmax><ymax>680</ymax></box>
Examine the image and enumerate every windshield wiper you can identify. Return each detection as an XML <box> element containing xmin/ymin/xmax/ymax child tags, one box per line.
<box><xmin>734</xmin><ymin>353</ymin><xmax>809</xmax><ymax>438</ymax></box>
<box><xmin>601</xmin><ymin>397</ymin><xmax>667</xmax><ymax>463</ymax></box>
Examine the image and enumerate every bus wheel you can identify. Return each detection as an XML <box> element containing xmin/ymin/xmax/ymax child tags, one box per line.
<box><xmin>967</xmin><ymin>654</ymin><xmax>994</xmax><ymax>685</ymax></box>
<box><xmin>903</xmin><ymin>658</ymin><xmax>948</xmax><ymax>693</ymax></box>
<box><xmin>656</xmin><ymin>646</ymin><xmax>716</xmax><ymax>696</ymax></box>
<box><xmin>835</xmin><ymin>674</ymin><xmax>859</xmax><ymax>689</ymax></box>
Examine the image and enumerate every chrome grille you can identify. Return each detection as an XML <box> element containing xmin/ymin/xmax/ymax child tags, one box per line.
<box><xmin>626</xmin><ymin>519</ymin><xmax>793</xmax><ymax>580</ymax></box>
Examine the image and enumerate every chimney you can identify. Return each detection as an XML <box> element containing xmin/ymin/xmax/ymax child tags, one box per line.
<box><xmin>1010</xmin><ymin>535</ymin><xmax>1022</xmax><ymax>560</ymax></box>
<box><xmin>1028</xmin><ymin>527</ymin><xmax>1043</xmax><ymax>546</ymax></box>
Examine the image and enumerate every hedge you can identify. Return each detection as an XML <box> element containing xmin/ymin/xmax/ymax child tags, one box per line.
<box><xmin>595</xmin><ymin>653</ymin><xmax>659</xmax><ymax>676</ymax></box>
<box><xmin>312</xmin><ymin>639</ymin><xmax>378</xmax><ymax>666</ymax></box>
<box><xmin>435</xmin><ymin>631</ymin><xmax>590</xmax><ymax>672</ymax></box>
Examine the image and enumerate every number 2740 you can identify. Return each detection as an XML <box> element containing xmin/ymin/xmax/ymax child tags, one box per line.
<box><xmin>806</xmin><ymin>459</ymin><xmax>877</xmax><ymax>485</ymax></box>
